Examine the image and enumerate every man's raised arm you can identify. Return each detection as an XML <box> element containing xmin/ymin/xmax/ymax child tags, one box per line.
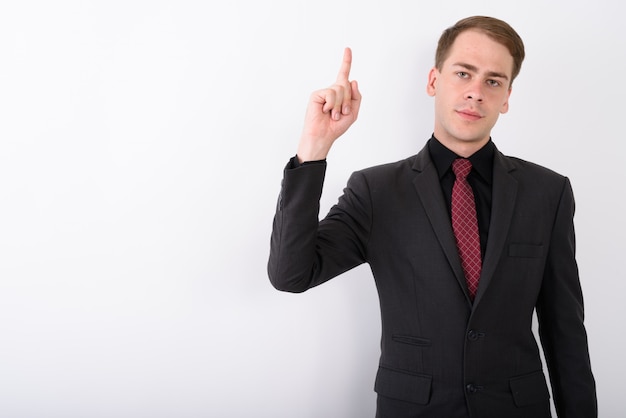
<box><xmin>268</xmin><ymin>48</ymin><xmax>365</xmax><ymax>292</ymax></box>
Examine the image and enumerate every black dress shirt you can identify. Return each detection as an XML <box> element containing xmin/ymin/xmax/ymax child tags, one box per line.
<box><xmin>428</xmin><ymin>135</ymin><xmax>494</xmax><ymax>259</ymax></box>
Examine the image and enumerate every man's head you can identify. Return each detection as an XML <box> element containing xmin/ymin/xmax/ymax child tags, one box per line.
<box><xmin>426</xmin><ymin>16</ymin><xmax>525</xmax><ymax>156</ymax></box>
<box><xmin>435</xmin><ymin>16</ymin><xmax>525</xmax><ymax>86</ymax></box>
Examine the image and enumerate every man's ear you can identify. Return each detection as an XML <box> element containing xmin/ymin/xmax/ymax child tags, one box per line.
<box><xmin>500</xmin><ymin>87</ymin><xmax>512</xmax><ymax>114</ymax></box>
<box><xmin>426</xmin><ymin>67</ymin><xmax>439</xmax><ymax>97</ymax></box>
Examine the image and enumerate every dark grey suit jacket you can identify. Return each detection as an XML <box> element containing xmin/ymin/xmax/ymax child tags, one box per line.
<box><xmin>268</xmin><ymin>143</ymin><xmax>596</xmax><ymax>418</ymax></box>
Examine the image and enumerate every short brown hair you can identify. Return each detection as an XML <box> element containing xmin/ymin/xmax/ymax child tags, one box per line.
<box><xmin>435</xmin><ymin>16</ymin><xmax>525</xmax><ymax>85</ymax></box>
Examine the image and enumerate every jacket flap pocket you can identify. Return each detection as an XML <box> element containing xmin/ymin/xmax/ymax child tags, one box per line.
<box><xmin>509</xmin><ymin>371</ymin><xmax>550</xmax><ymax>407</ymax></box>
<box><xmin>374</xmin><ymin>366</ymin><xmax>432</xmax><ymax>405</ymax></box>
<box><xmin>392</xmin><ymin>334</ymin><xmax>432</xmax><ymax>347</ymax></box>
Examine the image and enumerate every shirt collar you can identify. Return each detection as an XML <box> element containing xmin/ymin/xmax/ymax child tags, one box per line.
<box><xmin>427</xmin><ymin>135</ymin><xmax>494</xmax><ymax>184</ymax></box>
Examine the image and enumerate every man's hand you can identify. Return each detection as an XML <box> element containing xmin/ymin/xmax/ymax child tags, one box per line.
<box><xmin>296</xmin><ymin>47</ymin><xmax>362</xmax><ymax>163</ymax></box>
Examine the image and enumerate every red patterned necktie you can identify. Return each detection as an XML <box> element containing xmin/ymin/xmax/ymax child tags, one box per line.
<box><xmin>451</xmin><ymin>158</ymin><xmax>482</xmax><ymax>300</ymax></box>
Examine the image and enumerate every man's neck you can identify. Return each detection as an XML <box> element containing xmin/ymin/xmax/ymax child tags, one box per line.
<box><xmin>433</xmin><ymin>136</ymin><xmax>490</xmax><ymax>158</ymax></box>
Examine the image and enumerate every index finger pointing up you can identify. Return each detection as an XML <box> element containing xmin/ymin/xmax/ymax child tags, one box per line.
<box><xmin>336</xmin><ymin>47</ymin><xmax>353</xmax><ymax>83</ymax></box>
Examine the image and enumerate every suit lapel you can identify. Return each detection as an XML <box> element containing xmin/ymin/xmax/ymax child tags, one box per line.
<box><xmin>473</xmin><ymin>150</ymin><xmax>518</xmax><ymax>305</ymax></box>
<box><xmin>411</xmin><ymin>147</ymin><xmax>469</xmax><ymax>301</ymax></box>
<box><xmin>411</xmin><ymin>145</ymin><xmax>519</xmax><ymax>306</ymax></box>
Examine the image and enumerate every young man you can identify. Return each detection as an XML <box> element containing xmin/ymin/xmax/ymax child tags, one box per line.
<box><xmin>268</xmin><ymin>16</ymin><xmax>596</xmax><ymax>417</ymax></box>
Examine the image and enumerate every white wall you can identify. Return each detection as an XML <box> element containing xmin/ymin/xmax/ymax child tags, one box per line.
<box><xmin>0</xmin><ymin>1</ymin><xmax>623</xmax><ymax>417</ymax></box>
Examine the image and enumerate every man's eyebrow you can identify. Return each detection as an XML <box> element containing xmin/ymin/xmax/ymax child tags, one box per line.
<box><xmin>452</xmin><ymin>62</ymin><xmax>509</xmax><ymax>80</ymax></box>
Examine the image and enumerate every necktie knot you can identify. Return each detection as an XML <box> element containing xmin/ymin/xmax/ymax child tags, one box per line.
<box><xmin>452</xmin><ymin>158</ymin><xmax>472</xmax><ymax>180</ymax></box>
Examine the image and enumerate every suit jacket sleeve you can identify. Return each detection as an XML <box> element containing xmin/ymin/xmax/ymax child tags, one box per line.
<box><xmin>268</xmin><ymin>159</ymin><xmax>370</xmax><ymax>292</ymax></box>
<box><xmin>536</xmin><ymin>177</ymin><xmax>597</xmax><ymax>417</ymax></box>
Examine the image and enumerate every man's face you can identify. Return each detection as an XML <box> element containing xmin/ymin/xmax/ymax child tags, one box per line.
<box><xmin>427</xmin><ymin>29</ymin><xmax>514</xmax><ymax>155</ymax></box>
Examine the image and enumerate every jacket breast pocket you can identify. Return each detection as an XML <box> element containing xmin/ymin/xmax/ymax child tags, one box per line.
<box><xmin>374</xmin><ymin>365</ymin><xmax>432</xmax><ymax>405</ymax></box>
<box><xmin>509</xmin><ymin>370</ymin><xmax>550</xmax><ymax>407</ymax></box>
<box><xmin>508</xmin><ymin>243</ymin><xmax>544</xmax><ymax>258</ymax></box>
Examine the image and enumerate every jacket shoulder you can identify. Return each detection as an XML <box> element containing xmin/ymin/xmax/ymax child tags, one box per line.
<box><xmin>505</xmin><ymin>155</ymin><xmax>565</xmax><ymax>177</ymax></box>
<box><xmin>354</xmin><ymin>155</ymin><xmax>419</xmax><ymax>179</ymax></box>
<box><xmin>499</xmin><ymin>153</ymin><xmax>571</xmax><ymax>189</ymax></box>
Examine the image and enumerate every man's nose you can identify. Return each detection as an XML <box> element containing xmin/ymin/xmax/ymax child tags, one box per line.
<box><xmin>464</xmin><ymin>81</ymin><xmax>484</xmax><ymax>101</ymax></box>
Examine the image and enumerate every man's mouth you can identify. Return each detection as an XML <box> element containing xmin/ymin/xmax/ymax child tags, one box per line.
<box><xmin>456</xmin><ymin>109</ymin><xmax>482</xmax><ymax>121</ymax></box>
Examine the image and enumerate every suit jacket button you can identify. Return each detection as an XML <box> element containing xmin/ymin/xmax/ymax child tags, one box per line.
<box><xmin>466</xmin><ymin>384</ymin><xmax>483</xmax><ymax>394</ymax></box>
<box><xmin>468</xmin><ymin>330</ymin><xmax>478</xmax><ymax>341</ymax></box>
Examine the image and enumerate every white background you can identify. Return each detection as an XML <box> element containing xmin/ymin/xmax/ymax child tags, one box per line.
<box><xmin>1</xmin><ymin>1</ymin><xmax>624</xmax><ymax>417</ymax></box>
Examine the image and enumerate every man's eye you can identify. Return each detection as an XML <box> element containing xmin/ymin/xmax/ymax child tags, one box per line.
<box><xmin>457</xmin><ymin>72</ymin><xmax>469</xmax><ymax>78</ymax></box>
<box><xmin>487</xmin><ymin>80</ymin><xmax>500</xmax><ymax>87</ymax></box>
